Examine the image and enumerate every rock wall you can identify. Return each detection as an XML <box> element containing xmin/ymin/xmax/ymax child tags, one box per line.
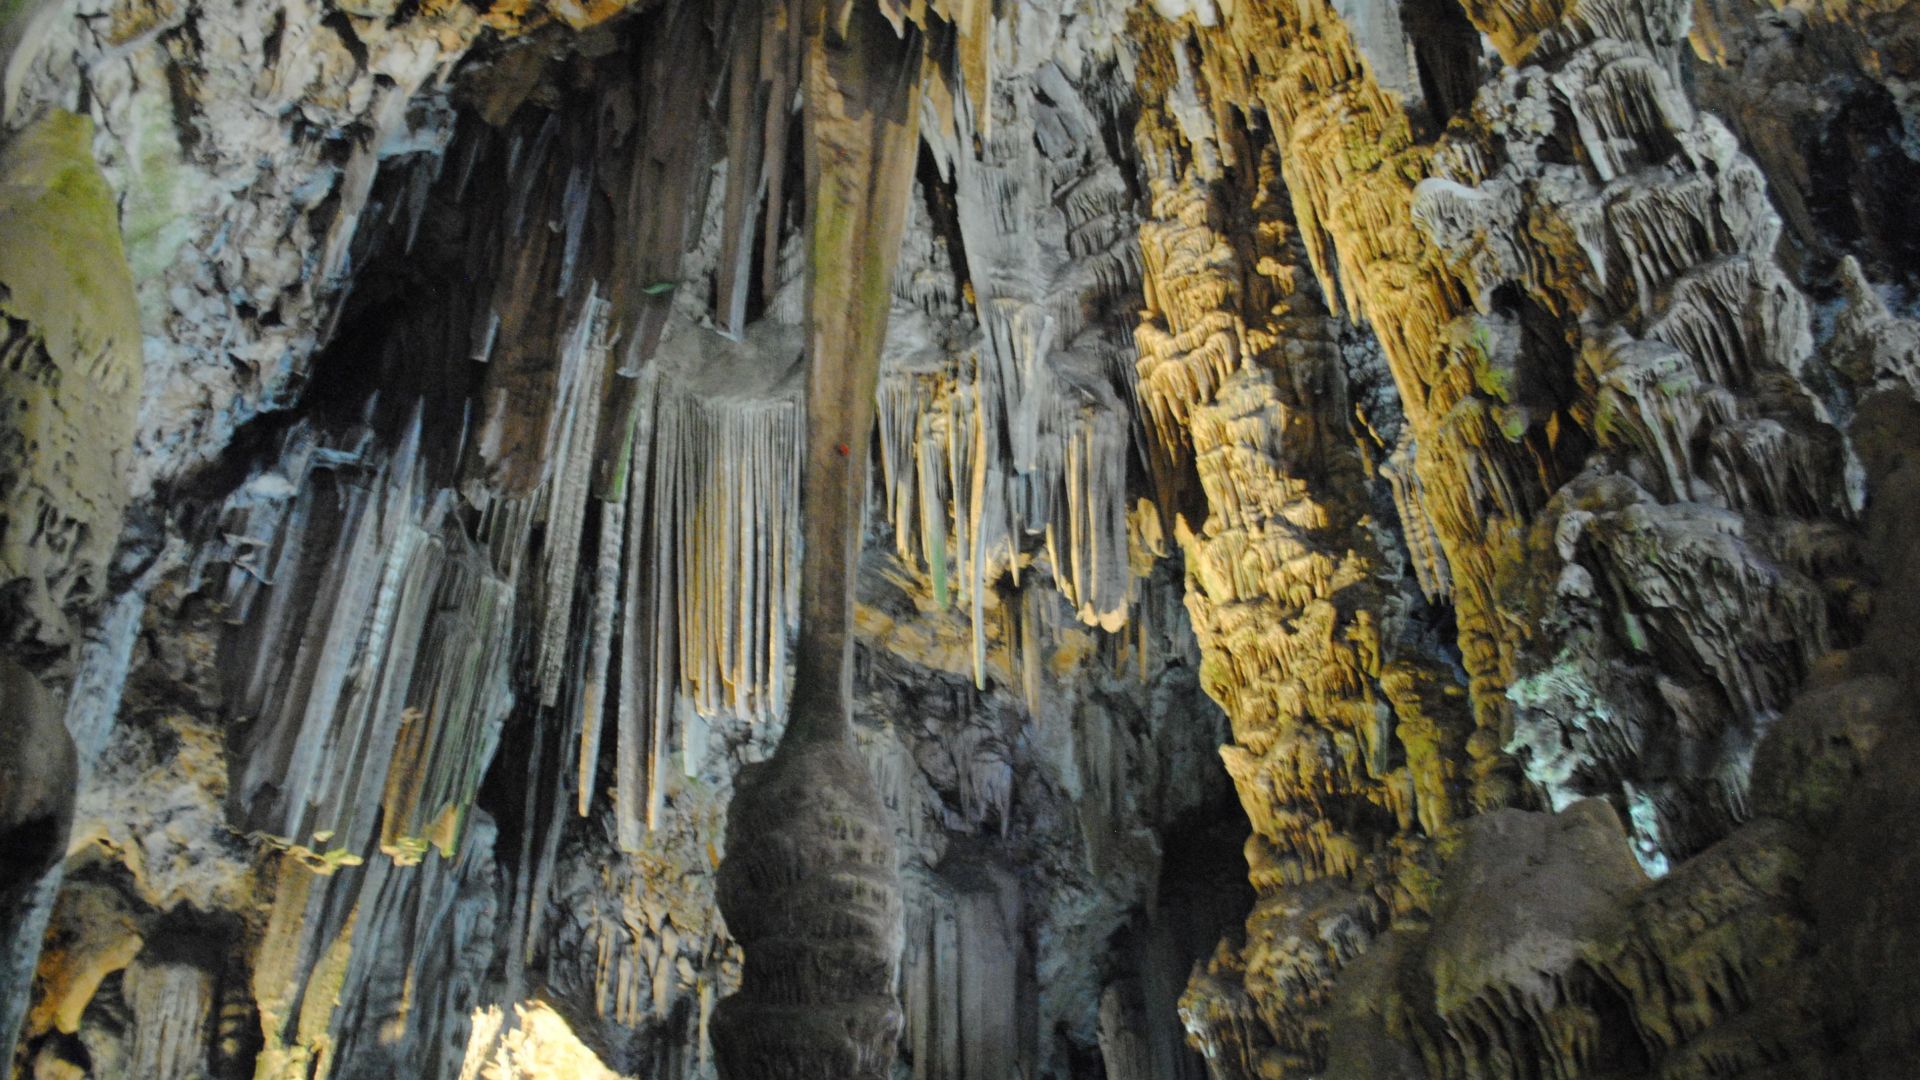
<box><xmin>1127</xmin><ymin>0</ymin><xmax>1920</xmax><ymax>1072</ymax></box>
<box><xmin>2</xmin><ymin>0</ymin><xmax>1919</xmax><ymax>1075</ymax></box>
<box><xmin>0</xmin><ymin>105</ymin><xmax>142</xmax><ymax>1062</ymax></box>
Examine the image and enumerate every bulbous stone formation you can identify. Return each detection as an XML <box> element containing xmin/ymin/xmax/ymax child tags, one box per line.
<box><xmin>712</xmin><ymin>727</ymin><xmax>905</xmax><ymax>1079</ymax></box>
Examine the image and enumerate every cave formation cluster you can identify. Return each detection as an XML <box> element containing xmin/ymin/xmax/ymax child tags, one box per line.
<box><xmin>2</xmin><ymin>0</ymin><xmax>1920</xmax><ymax>1075</ymax></box>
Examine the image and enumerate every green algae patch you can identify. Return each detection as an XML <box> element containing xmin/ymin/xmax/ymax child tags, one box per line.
<box><xmin>0</xmin><ymin>110</ymin><xmax>143</xmax><ymax>647</ymax></box>
<box><xmin>0</xmin><ymin>109</ymin><xmax>142</xmax><ymax>367</ymax></box>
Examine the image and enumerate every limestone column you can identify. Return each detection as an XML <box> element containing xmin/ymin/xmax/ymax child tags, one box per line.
<box><xmin>711</xmin><ymin>3</ymin><xmax>924</xmax><ymax>1077</ymax></box>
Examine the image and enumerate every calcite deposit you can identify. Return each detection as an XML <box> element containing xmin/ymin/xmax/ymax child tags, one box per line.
<box><xmin>4</xmin><ymin>0</ymin><xmax>1919</xmax><ymax>1075</ymax></box>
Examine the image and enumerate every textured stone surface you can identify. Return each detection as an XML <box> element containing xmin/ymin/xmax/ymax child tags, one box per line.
<box><xmin>0</xmin><ymin>109</ymin><xmax>141</xmax><ymax>661</ymax></box>
<box><xmin>6</xmin><ymin>0</ymin><xmax>1920</xmax><ymax>1075</ymax></box>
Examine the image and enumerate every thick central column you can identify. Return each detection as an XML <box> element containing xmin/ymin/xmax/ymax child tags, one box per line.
<box><xmin>784</xmin><ymin>0</ymin><xmax>924</xmax><ymax>740</ymax></box>
<box><xmin>711</xmin><ymin>2</ymin><xmax>923</xmax><ymax>1077</ymax></box>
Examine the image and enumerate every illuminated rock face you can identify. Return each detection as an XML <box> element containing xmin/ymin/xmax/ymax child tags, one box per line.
<box><xmin>1126</xmin><ymin>0</ymin><xmax>1920</xmax><ymax>1071</ymax></box>
<box><xmin>5</xmin><ymin>0</ymin><xmax>1920</xmax><ymax>1076</ymax></box>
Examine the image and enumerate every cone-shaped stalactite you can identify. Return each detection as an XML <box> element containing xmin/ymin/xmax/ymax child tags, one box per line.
<box><xmin>711</xmin><ymin>3</ymin><xmax>925</xmax><ymax>1077</ymax></box>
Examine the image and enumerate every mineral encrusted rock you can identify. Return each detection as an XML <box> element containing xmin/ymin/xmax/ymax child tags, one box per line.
<box><xmin>0</xmin><ymin>104</ymin><xmax>141</xmax><ymax>1062</ymax></box>
<box><xmin>0</xmin><ymin>107</ymin><xmax>141</xmax><ymax>669</ymax></box>
<box><xmin>5</xmin><ymin>0</ymin><xmax>1920</xmax><ymax>1075</ymax></box>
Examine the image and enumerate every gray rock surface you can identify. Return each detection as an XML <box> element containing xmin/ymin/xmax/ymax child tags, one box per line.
<box><xmin>3</xmin><ymin>0</ymin><xmax>1920</xmax><ymax>1075</ymax></box>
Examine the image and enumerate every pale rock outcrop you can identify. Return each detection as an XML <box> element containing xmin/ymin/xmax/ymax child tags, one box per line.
<box><xmin>0</xmin><ymin>106</ymin><xmax>140</xmax><ymax>1063</ymax></box>
<box><xmin>0</xmin><ymin>110</ymin><xmax>141</xmax><ymax>662</ymax></box>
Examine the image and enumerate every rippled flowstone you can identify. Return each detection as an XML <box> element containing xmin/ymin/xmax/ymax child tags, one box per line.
<box><xmin>713</xmin><ymin>727</ymin><xmax>905</xmax><ymax>1080</ymax></box>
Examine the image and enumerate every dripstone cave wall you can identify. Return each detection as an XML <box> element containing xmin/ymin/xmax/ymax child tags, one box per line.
<box><xmin>2</xmin><ymin>0</ymin><xmax>1918</xmax><ymax>1076</ymax></box>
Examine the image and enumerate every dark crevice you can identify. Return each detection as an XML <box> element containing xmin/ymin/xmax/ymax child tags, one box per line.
<box><xmin>1404</xmin><ymin>0</ymin><xmax>1483</xmax><ymax>129</ymax></box>
<box><xmin>916</xmin><ymin>139</ymin><xmax>973</xmax><ymax>303</ymax></box>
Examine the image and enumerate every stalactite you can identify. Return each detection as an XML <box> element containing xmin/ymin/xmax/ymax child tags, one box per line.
<box><xmin>595</xmin><ymin>323</ymin><xmax>805</xmax><ymax>846</ymax></box>
<box><xmin>534</xmin><ymin>290</ymin><xmax>613</xmax><ymax>710</ymax></box>
<box><xmin>899</xmin><ymin>867</ymin><xmax>1026</xmax><ymax>1080</ymax></box>
<box><xmin>714</xmin><ymin>0</ymin><xmax>803</xmax><ymax>339</ymax></box>
<box><xmin>661</xmin><ymin>381</ymin><xmax>803</xmax><ymax>722</ymax></box>
<box><xmin>122</xmin><ymin>960</ymin><xmax>213</xmax><ymax>1080</ymax></box>
<box><xmin>1129</xmin><ymin>36</ymin><xmax>1473</xmax><ymax>1069</ymax></box>
<box><xmin>876</xmin><ymin>340</ymin><xmax>1142</xmax><ymax>671</ymax></box>
<box><xmin>221</xmin><ymin>411</ymin><xmax>514</xmax><ymax>868</ymax></box>
<box><xmin>252</xmin><ymin>815</ymin><xmax>498</xmax><ymax>1080</ymax></box>
<box><xmin>379</xmin><ymin>549</ymin><xmax>517</xmax><ymax>864</ymax></box>
<box><xmin>575</xmin><ymin>489</ymin><xmax>625</xmax><ymax>817</ymax></box>
<box><xmin>931</xmin><ymin>38</ymin><xmax>1151</xmax><ymax>648</ymax></box>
